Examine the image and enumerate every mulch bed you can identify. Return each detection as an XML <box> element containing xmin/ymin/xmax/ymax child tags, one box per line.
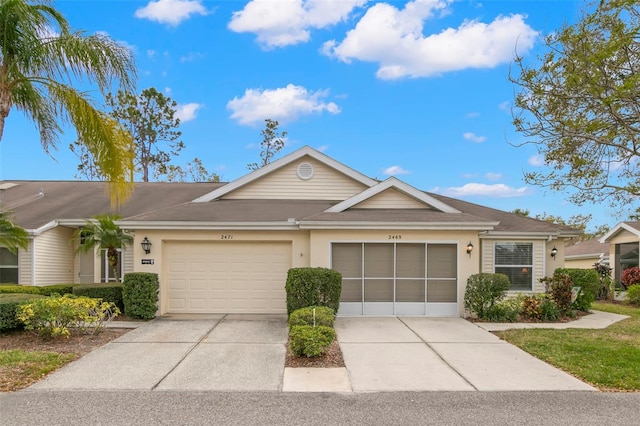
<box><xmin>0</xmin><ymin>328</ymin><xmax>130</xmax><ymax>356</ymax></box>
<box><xmin>285</xmin><ymin>339</ymin><xmax>345</xmax><ymax>368</ymax></box>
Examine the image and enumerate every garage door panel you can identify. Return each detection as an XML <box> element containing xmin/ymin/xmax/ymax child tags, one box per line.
<box><xmin>166</xmin><ymin>242</ymin><xmax>291</xmax><ymax>314</ymax></box>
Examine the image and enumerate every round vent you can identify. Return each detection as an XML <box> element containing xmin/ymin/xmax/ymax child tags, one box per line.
<box><xmin>297</xmin><ymin>162</ymin><xmax>314</xmax><ymax>180</ymax></box>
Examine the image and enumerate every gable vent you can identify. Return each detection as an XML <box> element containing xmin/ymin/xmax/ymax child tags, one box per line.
<box><xmin>297</xmin><ymin>162</ymin><xmax>314</xmax><ymax>180</ymax></box>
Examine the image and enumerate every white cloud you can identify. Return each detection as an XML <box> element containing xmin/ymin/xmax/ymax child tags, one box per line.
<box><xmin>164</xmin><ymin>87</ymin><xmax>171</xmax><ymax>94</ymax></box>
<box><xmin>383</xmin><ymin>166</ymin><xmax>410</xmax><ymax>176</ymax></box>
<box><xmin>227</xmin><ymin>84</ymin><xmax>340</xmax><ymax>125</ymax></box>
<box><xmin>498</xmin><ymin>100</ymin><xmax>510</xmax><ymax>111</ymax></box>
<box><xmin>463</xmin><ymin>132</ymin><xmax>487</xmax><ymax>143</ymax></box>
<box><xmin>316</xmin><ymin>145</ymin><xmax>329</xmax><ymax>152</ymax></box>
<box><xmin>323</xmin><ymin>0</ymin><xmax>537</xmax><ymax>79</ymax></box>
<box><xmin>228</xmin><ymin>0</ymin><xmax>368</xmax><ymax>48</ymax></box>
<box><xmin>485</xmin><ymin>172</ymin><xmax>502</xmax><ymax>181</ymax></box>
<box><xmin>135</xmin><ymin>0</ymin><xmax>207</xmax><ymax>26</ymax></box>
<box><xmin>438</xmin><ymin>183</ymin><xmax>530</xmax><ymax>198</ymax></box>
<box><xmin>147</xmin><ymin>49</ymin><xmax>157</xmax><ymax>59</ymax></box>
<box><xmin>466</xmin><ymin>112</ymin><xmax>480</xmax><ymax>118</ymax></box>
<box><xmin>180</xmin><ymin>52</ymin><xmax>205</xmax><ymax>62</ymax></box>
<box><xmin>528</xmin><ymin>155</ymin><xmax>544</xmax><ymax>166</ymax></box>
<box><xmin>175</xmin><ymin>103</ymin><xmax>203</xmax><ymax>122</ymax></box>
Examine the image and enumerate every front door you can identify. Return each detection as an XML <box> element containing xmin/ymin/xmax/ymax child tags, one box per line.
<box><xmin>78</xmin><ymin>251</ymin><xmax>94</xmax><ymax>284</ymax></box>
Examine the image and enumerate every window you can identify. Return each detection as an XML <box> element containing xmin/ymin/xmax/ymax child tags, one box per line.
<box><xmin>615</xmin><ymin>242</ymin><xmax>639</xmax><ymax>285</ymax></box>
<box><xmin>494</xmin><ymin>242</ymin><xmax>533</xmax><ymax>291</ymax></box>
<box><xmin>0</xmin><ymin>247</ymin><xmax>19</xmax><ymax>284</ymax></box>
<box><xmin>100</xmin><ymin>249</ymin><xmax>123</xmax><ymax>282</ymax></box>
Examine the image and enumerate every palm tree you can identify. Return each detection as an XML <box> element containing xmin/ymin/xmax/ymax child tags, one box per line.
<box><xmin>74</xmin><ymin>214</ymin><xmax>133</xmax><ymax>282</ymax></box>
<box><xmin>0</xmin><ymin>0</ymin><xmax>137</xmax><ymax>205</ymax></box>
<box><xmin>0</xmin><ymin>210</ymin><xmax>29</xmax><ymax>253</ymax></box>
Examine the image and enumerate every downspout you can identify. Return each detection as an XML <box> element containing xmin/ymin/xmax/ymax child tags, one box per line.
<box><xmin>30</xmin><ymin>236</ymin><xmax>35</xmax><ymax>286</ymax></box>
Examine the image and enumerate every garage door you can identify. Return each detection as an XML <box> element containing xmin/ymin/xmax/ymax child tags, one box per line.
<box><xmin>165</xmin><ymin>241</ymin><xmax>291</xmax><ymax>314</ymax></box>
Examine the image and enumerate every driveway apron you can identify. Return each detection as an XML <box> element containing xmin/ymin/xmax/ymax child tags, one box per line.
<box><xmin>29</xmin><ymin>315</ymin><xmax>288</xmax><ymax>391</ymax></box>
<box><xmin>336</xmin><ymin>317</ymin><xmax>596</xmax><ymax>392</ymax></box>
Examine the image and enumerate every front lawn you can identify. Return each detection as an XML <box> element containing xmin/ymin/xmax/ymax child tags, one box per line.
<box><xmin>495</xmin><ymin>302</ymin><xmax>640</xmax><ymax>391</ymax></box>
<box><xmin>0</xmin><ymin>350</ymin><xmax>77</xmax><ymax>392</ymax></box>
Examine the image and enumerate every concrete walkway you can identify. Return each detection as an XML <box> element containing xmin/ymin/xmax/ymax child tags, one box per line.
<box><xmin>27</xmin><ymin>311</ymin><xmax>625</xmax><ymax>393</ymax></box>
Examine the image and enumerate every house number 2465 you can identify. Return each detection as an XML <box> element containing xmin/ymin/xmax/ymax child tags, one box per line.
<box><xmin>388</xmin><ymin>235</ymin><xmax>402</xmax><ymax>240</ymax></box>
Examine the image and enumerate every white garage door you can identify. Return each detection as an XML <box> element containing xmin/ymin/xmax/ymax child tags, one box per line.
<box><xmin>165</xmin><ymin>241</ymin><xmax>291</xmax><ymax>314</ymax></box>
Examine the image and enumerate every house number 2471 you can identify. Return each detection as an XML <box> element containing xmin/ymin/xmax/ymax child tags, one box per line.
<box><xmin>220</xmin><ymin>235</ymin><xmax>233</xmax><ymax>240</ymax></box>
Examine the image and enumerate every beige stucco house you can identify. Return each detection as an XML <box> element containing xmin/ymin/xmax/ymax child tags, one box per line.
<box><xmin>565</xmin><ymin>239</ymin><xmax>610</xmax><ymax>270</ymax></box>
<box><xmin>0</xmin><ymin>146</ymin><xmax>579</xmax><ymax>317</ymax></box>
<box><xmin>601</xmin><ymin>222</ymin><xmax>640</xmax><ymax>286</ymax></box>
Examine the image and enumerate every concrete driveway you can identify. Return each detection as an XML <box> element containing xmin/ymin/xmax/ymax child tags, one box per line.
<box><xmin>28</xmin><ymin>315</ymin><xmax>596</xmax><ymax>393</ymax></box>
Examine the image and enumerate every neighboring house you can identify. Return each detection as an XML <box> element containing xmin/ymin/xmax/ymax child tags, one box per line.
<box><xmin>601</xmin><ymin>222</ymin><xmax>640</xmax><ymax>286</ymax></box>
<box><xmin>0</xmin><ymin>146</ymin><xmax>579</xmax><ymax>317</ymax></box>
<box><xmin>565</xmin><ymin>238</ymin><xmax>610</xmax><ymax>270</ymax></box>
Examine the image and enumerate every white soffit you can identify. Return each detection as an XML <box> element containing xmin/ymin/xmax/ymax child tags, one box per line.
<box><xmin>324</xmin><ymin>177</ymin><xmax>461</xmax><ymax>214</ymax></box>
<box><xmin>192</xmin><ymin>146</ymin><xmax>378</xmax><ymax>203</ymax></box>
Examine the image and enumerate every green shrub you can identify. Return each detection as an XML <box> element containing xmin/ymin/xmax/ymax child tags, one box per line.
<box><xmin>593</xmin><ymin>263</ymin><xmax>614</xmax><ymax>300</ymax></box>
<box><xmin>0</xmin><ymin>294</ymin><xmax>46</xmax><ymax>331</ymax></box>
<box><xmin>0</xmin><ymin>284</ymin><xmax>73</xmax><ymax>296</ymax></box>
<box><xmin>288</xmin><ymin>306</ymin><xmax>335</xmax><ymax>327</ymax></box>
<box><xmin>122</xmin><ymin>273</ymin><xmax>159</xmax><ymax>320</ymax></box>
<box><xmin>285</xmin><ymin>268</ymin><xmax>341</xmax><ymax>315</ymax></box>
<box><xmin>484</xmin><ymin>298</ymin><xmax>520</xmax><ymax>322</ymax></box>
<box><xmin>555</xmin><ymin>268</ymin><xmax>600</xmax><ymax>302</ymax></box>
<box><xmin>463</xmin><ymin>273</ymin><xmax>510</xmax><ymax>319</ymax></box>
<box><xmin>37</xmin><ymin>284</ymin><xmax>74</xmax><ymax>296</ymax></box>
<box><xmin>540</xmin><ymin>296</ymin><xmax>560</xmax><ymax>322</ymax></box>
<box><xmin>627</xmin><ymin>284</ymin><xmax>640</xmax><ymax>307</ymax></box>
<box><xmin>0</xmin><ymin>285</ymin><xmax>41</xmax><ymax>295</ymax></box>
<box><xmin>73</xmin><ymin>284</ymin><xmax>124</xmax><ymax>312</ymax></box>
<box><xmin>289</xmin><ymin>325</ymin><xmax>336</xmax><ymax>357</ymax></box>
<box><xmin>573</xmin><ymin>291</ymin><xmax>595</xmax><ymax>312</ymax></box>
<box><xmin>16</xmin><ymin>294</ymin><xmax>119</xmax><ymax>338</ymax></box>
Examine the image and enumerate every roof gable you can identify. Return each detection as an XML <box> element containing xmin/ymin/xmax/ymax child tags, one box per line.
<box><xmin>600</xmin><ymin>222</ymin><xmax>640</xmax><ymax>243</ymax></box>
<box><xmin>193</xmin><ymin>146</ymin><xmax>377</xmax><ymax>202</ymax></box>
<box><xmin>325</xmin><ymin>177</ymin><xmax>461</xmax><ymax>213</ymax></box>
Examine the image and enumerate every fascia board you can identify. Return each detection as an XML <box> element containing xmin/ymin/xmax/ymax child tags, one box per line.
<box><xmin>116</xmin><ymin>221</ymin><xmax>301</xmax><ymax>231</ymax></box>
<box><xmin>192</xmin><ymin>146</ymin><xmax>378</xmax><ymax>203</ymax></box>
<box><xmin>479</xmin><ymin>231</ymin><xmax>570</xmax><ymax>240</ymax></box>
<box><xmin>299</xmin><ymin>221</ymin><xmax>496</xmax><ymax>230</ymax></box>
<box><xmin>600</xmin><ymin>222</ymin><xmax>640</xmax><ymax>243</ymax></box>
<box><xmin>325</xmin><ymin>177</ymin><xmax>461</xmax><ymax>213</ymax></box>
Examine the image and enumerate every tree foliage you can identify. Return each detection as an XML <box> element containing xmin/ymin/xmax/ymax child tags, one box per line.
<box><xmin>511</xmin><ymin>0</ymin><xmax>640</xmax><ymax>206</ymax></box>
<box><xmin>105</xmin><ymin>87</ymin><xmax>184</xmax><ymax>182</ymax></box>
<box><xmin>535</xmin><ymin>212</ymin><xmax>610</xmax><ymax>239</ymax></box>
<box><xmin>74</xmin><ymin>214</ymin><xmax>133</xmax><ymax>282</ymax></box>
<box><xmin>0</xmin><ymin>0</ymin><xmax>137</xmax><ymax>204</ymax></box>
<box><xmin>247</xmin><ymin>119</ymin><xmax>287</xmax><ymax>171</ymax></box>
<box><xmin>0</xmin><ymin>210</ymin><xmax>29</xmax><ymax>253</ymax></box>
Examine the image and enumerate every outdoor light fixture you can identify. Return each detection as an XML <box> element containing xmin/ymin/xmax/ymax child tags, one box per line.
<box><xmin>141</xmin><ymin>237</ymin><xmax>152</xmax><ymax>255</ymax></box>
<box><xmin>550</xmin><ymin>246</ymin><xmax>558</xmax><ymax>260</ymax></box>
<box><xmin>466</xmin><ymin>241</ymin><xmax>474</xmax><ymax>257</ymax></box>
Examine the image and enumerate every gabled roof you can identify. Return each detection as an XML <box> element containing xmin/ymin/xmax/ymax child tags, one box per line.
<box><xmin>192</xmin><ymin>146</ymin><xmax>378</xmax><ymax>203</ymax></box>
<box><xmin>325</xmin><ymin>177</ymin><xmax>460</xmax><ymax>214</ymax></box>
<box><xmin>600</xmin><ymin>222</ymin><xmax>640</xmax><ymax>243</ymax></box>
<box><xmin>565</xmin><ymin>238</ymin><xmax>610</xmax><ymax>260</ymax></box>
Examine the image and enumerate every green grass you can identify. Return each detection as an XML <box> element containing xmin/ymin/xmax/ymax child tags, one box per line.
<box><xmin>495</xmin><ymin>301</ymin><xmax>640</xmax><ymax>391</ymax></box>
<box><xmin>0</xmin><ymin>350</ymin><xmax>77</xmax><ymax>392</ymax></box>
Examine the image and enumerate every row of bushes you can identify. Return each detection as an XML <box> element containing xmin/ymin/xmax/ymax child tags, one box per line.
<box><xmin>464</xmin><ymin>269</ymin><xmax>598</xmax><ymax>323</ymax></box>
<box><xmin>285</xmin><ymin>268</ymin><xmax>342</xmax><ymax>358</ymax></box>
<box><xmin>0</xmin><ymin>273</ymin><xmax>159</xmax><ymax>333</ymax></box>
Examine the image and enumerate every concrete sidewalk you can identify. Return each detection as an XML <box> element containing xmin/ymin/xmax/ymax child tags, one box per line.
<box><xmin>28</xmin><ymin>311</ymin><xmax>623</xmax><ymax>393</ymax></box>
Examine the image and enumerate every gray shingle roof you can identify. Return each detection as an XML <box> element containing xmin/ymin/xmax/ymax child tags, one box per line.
<box><xmin>0</xmin><ymin>180</ymin><xmax>580</xmax><ymax>236</ymax></box>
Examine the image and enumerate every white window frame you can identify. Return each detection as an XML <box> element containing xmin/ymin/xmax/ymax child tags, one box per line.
<box><xmin>100</xmin><ymin>248</ymin><xmax>124</xmax><ymax>283</ymax></box>
<box><xmin>494</xmin><ymin>242</ymin><xmax>534</xmax><ymax>292</ymax></box>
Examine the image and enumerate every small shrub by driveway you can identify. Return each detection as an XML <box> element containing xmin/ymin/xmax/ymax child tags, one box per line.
<box><xmin>495</xmin><ymin>302</ymin><xmax>640</xmax><ymax>391</ymax></box>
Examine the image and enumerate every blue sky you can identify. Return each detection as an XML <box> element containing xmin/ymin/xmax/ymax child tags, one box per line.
<box><xmin>0</xmin><ymin>0</ymin><xmax>627</xmax><ymax>230</ymax></box>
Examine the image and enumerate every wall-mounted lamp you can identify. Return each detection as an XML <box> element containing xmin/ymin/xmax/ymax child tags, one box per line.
<box><xmin>141</xmin><ymin>237</ymin><xmax>152</xmax><ymax>255</ymax></box>
<box><xmin>550</xmin><ymin>246</ymin><xmax>558</xmax><ymax>260</ymax></box>
<box><xmin>466</xmin><ymin>241</ymin><xmax>474</xmax><ymax>257</ymax></box>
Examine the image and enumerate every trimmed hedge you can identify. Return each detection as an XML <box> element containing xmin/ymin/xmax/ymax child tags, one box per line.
<box><xmin>285</xmin><ymin>268</ymin><xmax>342</xmax><ymax>315</ymax></box>
<box><xmin>0</xmin><ymin>293</ymin><xmax>46</xmax><ymax>331</ymax></box>
<box><xmin>122</xmin><ymin>273</ymin><xmax>159</xmax><ymax>320</ymax></box>
<box><xmin>289</xmin><ymin>325</ymin><xmax>336</xmax><ymax>357</ymax></box>
<box><xmin>0</xmin><ymin>284</ymin><xmax>74</xmax><ymax>296</ymax></box>
<box><xmin>288</xmin><ymin>306</ymin><xmax>335</xmax><ymax>328</ymax></box>
<box><xmin>73</xmin><ymin>284</ymin><xmax>124</xmax><ymax>312</ymax></box>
